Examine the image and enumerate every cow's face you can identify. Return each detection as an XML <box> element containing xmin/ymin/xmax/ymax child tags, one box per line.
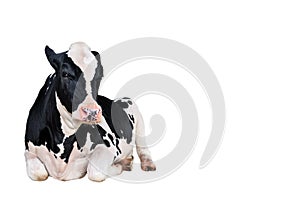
<box><xmin>45</xmin><ymin>42</ymin><xmax>103</xmax><ymax>124</ymax></box>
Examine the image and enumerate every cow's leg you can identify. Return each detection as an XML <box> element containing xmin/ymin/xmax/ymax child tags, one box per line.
<box><xmin>134</xmin><ymin>107</ymin><xmax>156</xmax><ymax>171</ymax></box>
<box><xmin>87</xmin><ymin>146</ymin><xmax>122</xmax><ymax>182</ymax></box>
<box><xmin>25</xmin><ymin>151</ymin><xmax>48</xmax><ymax>181</ymax></box>
<box><xmin>114</xmin><ymin>155</ymin><xmax>134</xmax><ymax>171</ymax></box>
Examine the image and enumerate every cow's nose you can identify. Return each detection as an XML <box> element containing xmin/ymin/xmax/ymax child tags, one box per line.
<box><xmin>80</xmin><ymin>105</ymin><xmax>102</xmax><ymax>123</ymax></box>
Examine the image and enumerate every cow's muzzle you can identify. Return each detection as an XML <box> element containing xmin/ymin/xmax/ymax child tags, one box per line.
<box><xmin>80</xmin><ymin>104</ymin><xmax>102</xmax><ymax>123</ymax></box>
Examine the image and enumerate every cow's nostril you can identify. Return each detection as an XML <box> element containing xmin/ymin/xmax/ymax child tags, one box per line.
<box><xmin>95</xmin><ymin>109</ymin><xmax>101</xmax><ymax>115</ymax></box>
<box><xmin>82</xmin><ymin>107</ymin><xmax>89</xmax><ymax>114</ymax></box>
<box><xmin>81</xmin><ymin>107</ymin><xmax>101</xmax><ymax>122</ymax></box>
<box><xmin>87</xmin><ymin>115</ymin><xmax>92</xmax><ymax>121</ymax></box>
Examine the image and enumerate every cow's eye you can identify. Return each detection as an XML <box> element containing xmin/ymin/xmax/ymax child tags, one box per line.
<box><xmin>62</xmin><ymin>71</ymin><xmax>71</xmax><ymax>79</ymax></box>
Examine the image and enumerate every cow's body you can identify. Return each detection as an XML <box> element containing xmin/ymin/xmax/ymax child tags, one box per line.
<box><xmin>25</xmin><ymin>42</ymin><xmax>155</xmax><ymax>181</ymax></box>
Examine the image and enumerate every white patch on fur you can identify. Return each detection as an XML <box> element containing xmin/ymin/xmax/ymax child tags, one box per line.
<box><xmin>85</xmin><ymin>132</ymin><xmax>92</xmax><ymax>149</ymax></box>
<box><xmin>25</xmin><ymin>142</ymin><xmax>48</xmax><ymax>181</ymax></box>
<box><xmin>67</xmin><ymin>42</ymin><xmax>100</xmax><ymax>121</ymax></box>
<box><xmin>55</xmin><ymin>92</ymin><xmax>80</xmax><ymax>136</ymax></box>
<box><xmin>117</xmin><ymin>98</ymin><xmax>153</xmax><ymax>159</ymax></box>
<box><xmin>26</xmin><ymin>140</ymin><xmax>88</xmax><ymax>181</ymax></box>
<box><xmin>67</xmin><ymin>42</ymin><xmax>97</xmax><ymax>97</ymax></box>
<box><xmin>98</xmin><ymin>116</ymin><xmax>113</xmax><ymax>135</ymax></box>
<box><xmin>56</xmin><ymin>142</ymin><xmax>65</xmax><ymax>157</ymax></box>
<box><xmin>87</xmin><ymin>145</ymin><xmax>122</xmax><ymax>182</ymax></box>
<box><xmin>97</xmin><ymin>115</ymin><xmax>134</xmax><ymax>162</ymax></box>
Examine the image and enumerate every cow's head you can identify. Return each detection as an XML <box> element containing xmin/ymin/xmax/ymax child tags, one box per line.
<box><xmin>45</xmin><ymin>42</ymin><xmax>103</xmax><ymax>124</ymax></box>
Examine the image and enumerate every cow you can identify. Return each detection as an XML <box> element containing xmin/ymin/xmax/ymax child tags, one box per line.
<box><xmin>25</xmin><ymin>42</ymin><xmax>156</xmax><ymax>181</ymax></box>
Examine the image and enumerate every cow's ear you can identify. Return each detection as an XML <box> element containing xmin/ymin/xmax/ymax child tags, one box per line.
<box><xmin>45</xmin><ymin>45</ymin><xmax>59</xmax><ymax>70</ymax></box>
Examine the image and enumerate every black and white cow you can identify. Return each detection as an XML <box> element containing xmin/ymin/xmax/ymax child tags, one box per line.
<box><xmin>25</xmin><ymin>42</ymin><xmax>156</xmax><ymax>181</ymax></box>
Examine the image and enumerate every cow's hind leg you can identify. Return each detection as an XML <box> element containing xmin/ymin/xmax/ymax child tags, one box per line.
<box><xmin>87</xmin><ymin>146</ymin><xmax>122</xmax><ymax>182</ymax></box>
<box><xmin>25</xmin><ymin>151</ymin><xmax>48</xmax><ymax>181</ymax></box>
<box><xmin>134</xmin><ymin>105</ymin><xmax>156</xmax><ymax>171</ymax></box>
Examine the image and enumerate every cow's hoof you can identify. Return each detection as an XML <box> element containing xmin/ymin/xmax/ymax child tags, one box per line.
<box><xmin>29</xmin><ymin>173</ymin><xmax>48</xmax><ymax>181</ymax></box>
<box><xmin>89</xmin><ymin>177</ymin><xmax>106</xmax><ymax>182</ymax></box>
<box><xmin>141</xmin><ymin>159</ymin><xmax>156</xmax><ymax>171</ymax></box>
<box><xmin>116</xmin><ymin>155</ymin><xmax>134</xmax><ymax>171</ymax></box>
<box><xmin>88</xmin><ymin>172</ymin><xmax>107</xmax><ymax>182</ymax></box>
<box><xmin>123</xmin><ymin>166</ymin><xmax>132</xmax><ymax>171</ymax></box>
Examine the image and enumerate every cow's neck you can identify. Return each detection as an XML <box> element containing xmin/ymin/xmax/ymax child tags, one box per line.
<box><xmin>55</xmin><ymin>92</ymin><xmax>80</xmax><ymax>136</ymax></box>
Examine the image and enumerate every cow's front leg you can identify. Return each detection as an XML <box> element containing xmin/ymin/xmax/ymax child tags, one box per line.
<box><xmin>87</xmin><ymin>146</ymin><xmax>122</xmax><ymax>182</ymax></box>
<box><xmin>25</xmin><ymin>151</ymin><xmax>48</xmax><ymax>181</ymax></box>
<box><xmin>114</xmin><ymin>155</ymin><xmax>134</xmax><ymax>171</ymax></box>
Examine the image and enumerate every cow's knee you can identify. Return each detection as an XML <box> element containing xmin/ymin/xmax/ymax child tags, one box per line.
<box><xmin>107</xmin><ymin>164</ymin><xmax>123</xmax><ymax>176</ymax></box>
<box><xmin>87</xmin><ymin>163</ymin><xmax>107</xmax><ymax>182</ymax></box>
<box><xmin>87</xmin><ymin>163</ymin><xmax>123</xmax><ymax>182</ymax></box>
<box><xmin>115</xmin><ymin>155</ymin><xmax>134</xmax><ymax>171</ymax></box>
<box><xmin>88</xmin><ymin>171</ymin><xmax>107</xmax><ymax>182</ymax></box>
<box><xmin>25</xmin><ymin>152</ymin><xmax>48</xmax><ymax>181</ymax></box>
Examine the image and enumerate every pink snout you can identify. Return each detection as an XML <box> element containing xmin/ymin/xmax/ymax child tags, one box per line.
<box><xmin>80</xmin><ymin>104</ymin><xmax>102</xmax><ymax>123</ymax></box>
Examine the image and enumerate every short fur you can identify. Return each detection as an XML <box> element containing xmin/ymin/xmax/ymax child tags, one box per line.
<box><xmin>24</xmin><ymin>42</ymin><xmax>156</xmax><ymax>181</ymax></box>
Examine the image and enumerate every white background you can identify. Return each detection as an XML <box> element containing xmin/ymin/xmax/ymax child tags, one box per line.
<box><xmin>0</xmin><ymin>0</ymin><xmax>299</xmax><ymax>216</ymax></box>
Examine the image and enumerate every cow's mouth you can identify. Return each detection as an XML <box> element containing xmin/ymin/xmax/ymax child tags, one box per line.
<box><xmin>82</xmin><ymin>116</ymin><xmax>102</xmax><ymax>124</ymax></box>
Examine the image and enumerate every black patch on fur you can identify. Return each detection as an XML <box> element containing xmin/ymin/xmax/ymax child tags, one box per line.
<box><xmin>90</xmin><ymin>51</ymin><xmax>103</xmax><ymax>100</ymax></box>
<box><xmin>87</xmin><ymin>125</ymin><xmax>113</xmax><ymax>151</ymax></box>
<box><xmin>108</xmin><ymin>133</ymin><xmax>114</xmax><ymax>143</ymax></box>
<box><xmin>76</xmin><ymin>124</ymin><xmax>105</xmax><ymax>151</ymax></box>
<box><xmin>115</xmin><ymin>139</ymin><xmax>121</xmax><ymax>154</ymax></box>
<box><xmin>128</xmin><ymin>120</ymin><xmax>133</xmax><ymax>130</ymax></box>
<box><xmin>41</xmin><ymin>127</ymin><xmax>60</xmax><ymax>154</ymax></box>
<box><xmin>103</xmin><ymin>139</ymin><xmax>111</xmax><ymax>148</ymax></box>
<box><xmin>25</xmin><ymin>74</ymin><xmax>65</xmax><ymax>152</ymax></box>
<box><xmin>25</xmin><ymin>140</ymin><xmax>29</xmax><ymax>150</ymax></box>
<box><xmin>128</xmin><ymin>114</ymin><xmax>135</xmax><ymax>124</ymax></box>
<box><xmin>55</xmin><ymin>55</ymin><xmax>89</xmax><ymax>113</ymax></box>
<box><xmin>90</xmin><ymin>143</ymin><xmax>96</xmax><ymax>150</ymax></box>
<box><xmin>115</xmin><ymin>99</ymin><xmax>129</xmax><ymax>109</ymax></box>
<box><xmin>60</xmin><ymin>135</ymin><xmax>76</xmax><ymax>163</ymax></box>
<box><xmin>97</xmin><ymin>95</ymin><xmax>133</xmax><ymax>143</ymax></box>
